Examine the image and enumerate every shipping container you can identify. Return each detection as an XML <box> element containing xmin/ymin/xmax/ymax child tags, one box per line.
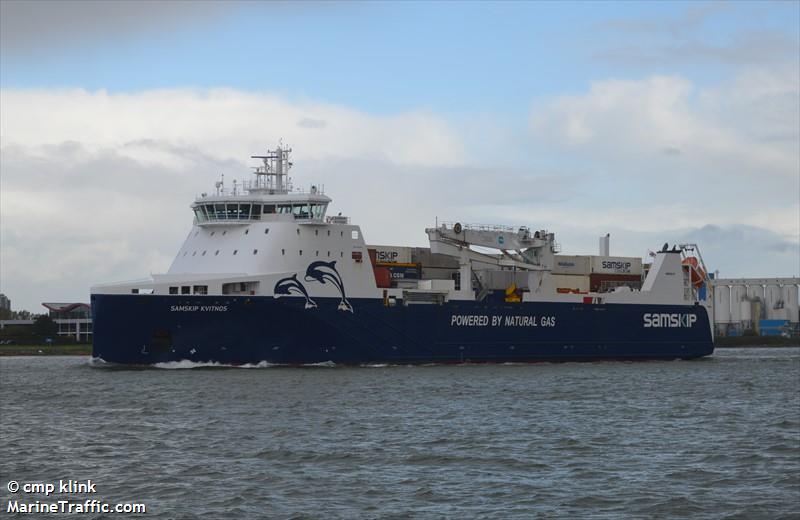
<box><xmin>366</xmin><ymin>245</ymin><xmax>412</xmax><ymax>264</ymax></box>
<box><xmin>591</xmin><ymin>256</ymin><xmax>643</xmax><ymax>275</ymax></box>
<box><xmin>372</xmin><ymin>266</ymin><xmax>391</xmax><ymax>288</ymax></box>
<box><xmin>386</xmin><ymin>264</ymin><xmax>421</xmax><ymax>281</ymax></box>
<box><xmin>589</xmin><ymin>273</ymin><xmax>642</xmax><ymax>293</ymax></box>
<box><xmin>759</xmin><ymin>319</ymin><xmax>790</xmax><ymax>336</ymax></box>
<box><xmin>551</xmin><ymin>274</ymin><xmax>590</xmax><ymax>292</ymax></box>
<box><xmin>552</xmin><ymin>255</ymin><xmax>591</xmax><ymax>276</ymax></box>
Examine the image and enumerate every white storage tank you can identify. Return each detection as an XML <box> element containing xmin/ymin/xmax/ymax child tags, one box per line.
<box><xmin>746</xmin><ymin>284</ymin><xmax>764</xmax><ymax>301</ymax></box>
<box><xmin>785</xmin><ymin>284</ymin><xmax>799</xmax><ymax>323</ymax></box>
<box><xmin>713</xmin><ymin>285</ymin><xmax>731</xmax><ymax>324</ymax></box>
<box><xmin>740</xmin><ymin>300</ymin><xmax>753</xmax><ymax>322</ymax></box>
<box><xmin>765</xmin><ymin>284</ymin><xmax>786</xmax><ymax>321</ymax></box>
<box><xmin>729</xmin><ymin>285</ymin><xmax>746</xmax><ymax>323</ymax></box>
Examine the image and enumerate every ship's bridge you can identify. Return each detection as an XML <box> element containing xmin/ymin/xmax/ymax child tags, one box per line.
<box><xmin>192</xmin><ymin>191</ymin><xmax>332</xmax><ymax>225</ymax></box>
<box><xmin>191</xmin><ymin>145</ymin><xmax>337</xmax><ymax>225</ymax></box>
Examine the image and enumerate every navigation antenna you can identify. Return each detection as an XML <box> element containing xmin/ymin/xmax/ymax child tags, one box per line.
<box><xmin>250</xmin><ymin>143</ymin><xmax>293</xmax><ymax>194</ymax></box>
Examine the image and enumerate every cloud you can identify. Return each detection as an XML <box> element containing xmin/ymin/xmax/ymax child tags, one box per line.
<box><xmin>594</xmin><ymin>2</ymin><xmax>799</xmax><ymax>67</ymax></box>
<box><xmin>529</xmin><ymin>69</ymin><xmax>799</xmax><ymax>241</ymax></box>
<box><xmin>0</xmin><ymin>0</ymin><xmax>231</xmax><ymax>57</ymax></box>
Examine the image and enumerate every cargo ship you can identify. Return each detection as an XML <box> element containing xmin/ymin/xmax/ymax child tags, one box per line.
<box><xmin>91</xmin><ymin>146</ymin><xmax>715</xmax><ymax>365</ymax></box>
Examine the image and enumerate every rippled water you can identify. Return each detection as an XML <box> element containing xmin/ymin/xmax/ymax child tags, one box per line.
<box><xmin>1</xmin><ymin>348</ymin><xmax>799</xmax><ymax>519</ymax></box>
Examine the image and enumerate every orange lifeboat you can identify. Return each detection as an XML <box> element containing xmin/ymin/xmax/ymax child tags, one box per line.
<box><xmin>682</xmin><ymin>257</ymin><xmax>706</xmax><ymax>288</ymax></box>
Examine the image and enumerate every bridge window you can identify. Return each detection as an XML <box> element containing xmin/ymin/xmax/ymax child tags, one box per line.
<box><xmin>352</xmin><ymin>230</ymin><xmax>359</xmax><ymax>240</ymax></box>
<box><xmin>278</xmin><ymin>204</ymin><xmax>292</xmax><ymax>214</ymax></box>
<box><xmin>252</xmin><ymin>204</ymin><xmax>262</xmax><ymax>219</ymax></box>
<box><xmin>193</xmin><ymin>285</ymin><xmax>208</xmax><ymax>295</ymax></box>
<box><xmin>181</xmin><ymin>286</ymin><xmax>190</xmax><ymax>295</ymax></box>
<box><xmin>312</xmin><ymin>204</ymin><xmax>326</xmax><ymax>220</ymax></box>
<box><xmin>169</xmin><ymin>286</ymin><xmax>178</xmax><ymax>295</ymax></box>
<box><xmin>214</xmin><ymin>204</ymin><xmax>225</xmax><ymax>220</ymax></box>
<box><xmin>226</xmin><ymin>204</ymin><xmax>238</xmax><ymax>220</ymax></box>
<box><xmin>263</xmin><ymin>205</ymin><xmax>276</xmax><ymax>214</ymax></box>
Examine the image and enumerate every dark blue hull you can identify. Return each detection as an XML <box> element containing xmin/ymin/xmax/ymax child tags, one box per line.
<box><xmin>91</xmin><ymin>294</ymin><xmax>714</xmax><ymax>365</ymax></box>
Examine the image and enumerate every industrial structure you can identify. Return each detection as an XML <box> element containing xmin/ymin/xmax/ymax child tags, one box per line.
<box><xmin>710</xmin><ymin>278</ymin><xmax>799</xmax><ymax>337</ymax></box>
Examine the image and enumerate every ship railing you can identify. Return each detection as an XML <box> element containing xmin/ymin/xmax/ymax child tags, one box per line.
<box><xmin>439</xmin><ymin>221</ymin><xmax>527</xmax><ymax>233</ymax></box>
<box><xmin>326</xmin><ymin>215</ymin><xmax>350</xmax><ymax>224</ymax></box>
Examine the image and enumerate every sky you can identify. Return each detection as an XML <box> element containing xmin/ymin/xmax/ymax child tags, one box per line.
<box><xmin>1</xmin><ymin>0</ymin><xmax>798</xmax><ymax>312</ymax></box>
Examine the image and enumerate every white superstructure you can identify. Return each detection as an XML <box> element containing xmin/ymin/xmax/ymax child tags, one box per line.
<box><xmin>92</xmin><ymin>146</ymin><xmax>711</xmax><ymax>316</ymax></box>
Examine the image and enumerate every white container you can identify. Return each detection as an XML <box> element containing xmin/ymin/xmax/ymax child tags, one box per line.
<box><xmin>552</xmin><ymin>255</ymin><xmax>591</xmax><ymax>275</ymax></box>
<box><xmin>591</xmin><ymin>256</ymin><xmax>643</xmax><ymax>275</ymax></box>
<box><xmin>713</xmin><ymin>285</ymin><xmax>731</xmax><ymax>324</ymax></box>
<box><xmin>369</xmin><ymin>245</ymin><xmax>412</xmax><ymax>264</ymax></box>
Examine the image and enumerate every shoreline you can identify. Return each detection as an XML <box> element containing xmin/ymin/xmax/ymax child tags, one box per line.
<box><xmin>0</xmin><ymin>345</ymin><xmax>92</xmax><ymax>356</ymax></box>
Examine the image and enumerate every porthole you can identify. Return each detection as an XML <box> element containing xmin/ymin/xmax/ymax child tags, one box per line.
<box><xmin>233</xmin><ymin>250</ymin><xmax>238</xmax><ymax>255</ymax></box>
<box><xmin>327</xmin><ymin>230</ymin><xmax>330</xmax><ymax>236</ymax></box>
<box><xmin>315</xmin><ymin>230</ymin><xmax>318</xmax><ymax>236</ymax></box>
<box><xmin>210</xmin><ymin>231</ymin><xmax>215</xmax><ymax>236</ymax></box>
<box><xmin>340</xmin><ymin>252</ymin><xmax>343</xmax><ymax>258</ymax></box>
<box><xmin>340</xmin><ymin>231</ymin><xmax>343</xmax><ymax>237</ymax></box>
<box><xmin>253</xmin><ymin>249</ymin><xmax>258</xmax><ymax>255</ymax></box>
<box><xmin>222</xmin><ymin>230</ymin><xmax>227</xmax><ymax>236</ymax></box>
<box><xmin>296</xmin><ymin>229</ymin><xmax>300</xmax><ymax>235</ymax></box>
<box><xmin>299</xmin><ymin>250</ymin><xmax>303</xmax><ymax>256</ymax></box>
<box><xmin>192</xmin><ymin>251</ymin><xmax>197</xmax><ymax>256</ymax></box>
<box><xmin>202</xmin><ymin>251</ymin><xmax>207</xmax><ymax>256</ymax></box>
<box><xmin>327</xmin><ymin>251</ymin><xmax>330</xmax><ymax>257</ymax></box>
<box><xmin>264</xmin><ymin>228</ymin><xmax>269</xmax><ymax>234</ymax></box>
<box><xmin>215</xmin><ymin>250</ymin><xmax>219</xmax><ymax>256</ymax></box>
<box><xmin>183</xmin><ymin>252</ymin><xmax>187</xmax><ymax>257</ymax></box>
<box><xmin>315</xmin><ymin>251</ymin><xmax>319</xmax><ymax>257</ymax></box>
<box><xmin>245</xmin><ymin>229</ymin><xmax>249</xmax><ymax>235</ymax></box>
<box><xmin>281</xmin><ymin>249</ymin><xmax>285</xmax><ymax>255</ymax></box>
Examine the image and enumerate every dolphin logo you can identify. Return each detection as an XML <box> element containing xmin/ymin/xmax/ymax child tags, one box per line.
<box><xmin>305</xmin><ymin>260</ymin><xmax>353</xmax><ymax>313</ymax></box>
<box><xmin>273</xmin><ymin>274</ymin><xmax>317</xmax><ymax>309</ymax></box>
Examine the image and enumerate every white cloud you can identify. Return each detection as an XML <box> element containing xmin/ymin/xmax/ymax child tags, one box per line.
<box><xmin>0</xmin><ymin>89</ymin><xmax>465</xmax><ymax>168</ymax></box>
<box><xmin>529</xmin><ymin>68</ymin><xmax>799</xmax><ymax>241</ymax></box>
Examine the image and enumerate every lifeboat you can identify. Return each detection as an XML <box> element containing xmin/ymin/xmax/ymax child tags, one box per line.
<box><xmin>682</xmin><ymin>257</ymin><xmax>706</xmax><ymax>288</ymax></box>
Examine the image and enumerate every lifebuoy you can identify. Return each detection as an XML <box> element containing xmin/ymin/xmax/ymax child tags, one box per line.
<box><xmin>453</xmin><ymin>222</ymin><xmax>462</xmax><ymax>234</ymax></box>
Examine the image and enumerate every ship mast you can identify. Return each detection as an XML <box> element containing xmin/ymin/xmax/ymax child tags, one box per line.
<box><xmin>249</xmin><ymin>144</ymin><xmax>293</xmax><ymax>195</ymax></box>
